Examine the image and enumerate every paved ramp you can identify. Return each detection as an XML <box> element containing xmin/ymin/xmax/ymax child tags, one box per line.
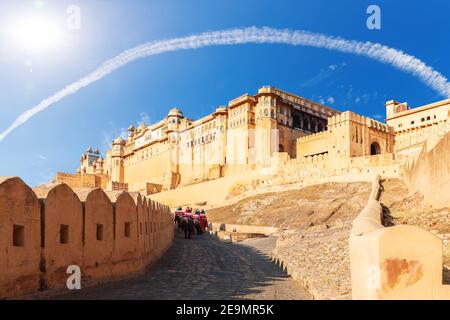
<box><xmin>52</xmin><ymin>228</ymin><xmax>311</xmax><ymax>300</ymax></box>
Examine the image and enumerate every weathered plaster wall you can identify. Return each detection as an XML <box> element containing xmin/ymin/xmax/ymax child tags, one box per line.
<box><xmin>402</xmin><ymin>131</ymin><xmax>450</xmax><ymax>209</ymax></box>
<box><xmin>33</xmin><ymin>184</ymin><xmax>84</xmax><ymax>290</ymax></box>
<box><xmin>105</xmin><ymin>191</ymin><xmax>141</xmax><ymax>276</ymax></box>
<box><xmin>76</xmin><ymin>188</ymin><xmax>114</xmax><ymax>281</ymax></box>
<box><xmin>124</xmin><ymin>148</ymin><xmax>171</xmax><ymax>192</ymax></box>
<box><xmin>0</xmin><ymin>178</ymin><xmax>174</xmax><ymax>299</ymax></box>
<box><xmin>150</xmin><ymin>150</ymin><xmax>400</xmax><ymax>209</ymax></box>
<box><xmin>150</xmin><ymin>169</ymin><xmax>262</xmax><ymax>207</ymax></box>
<box><xmin>54</xmin><ymin>172</ymin><xmax>107</xmax><ymax>189</ymax></box>
<box><xmin>0</xmin><ymin>177</ymin><xmax>41</xmax><ymax>298</ymax></box>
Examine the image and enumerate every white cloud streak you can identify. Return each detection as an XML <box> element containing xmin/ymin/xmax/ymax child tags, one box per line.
<box><xmin>1</xmin><ymin>26</ymin><xmax>449</xmax><ymax>142</ymax></box>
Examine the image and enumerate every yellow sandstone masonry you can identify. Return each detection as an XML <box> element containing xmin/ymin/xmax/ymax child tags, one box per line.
<box><xmin>1</xmin><ymin>87</ymin><xmax>449</xmax><ymax>300</ymax></box>
<box><xmin>53</xmin><ymin>87</ymin><xmax>449</xmax><ymax>206</ymax></box>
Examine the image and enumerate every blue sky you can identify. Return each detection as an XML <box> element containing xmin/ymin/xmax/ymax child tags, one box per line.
<box><xmin>0</xmin><ymin>0</ymin><xmax>449</xmax><ymax>186</ymax></box>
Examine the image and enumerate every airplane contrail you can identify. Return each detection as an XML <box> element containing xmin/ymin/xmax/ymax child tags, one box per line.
<box><xmin>1</xmin><ymin>26</ymin><xmax>449</xmax><ymax>142</ymax></box>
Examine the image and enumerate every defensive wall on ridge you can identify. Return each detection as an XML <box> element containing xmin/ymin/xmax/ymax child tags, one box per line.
<box><xmin>0</xmin><ymin>177</ymin><xmax>174</xmax><ymax>299</ymax></box>
<box><xmin>151</xmin><ymin>150</ymin><xmax>401</xmax><ymax>208</ymax></box>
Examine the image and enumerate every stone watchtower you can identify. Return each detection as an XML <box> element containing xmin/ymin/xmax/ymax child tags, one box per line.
<box><xmin>166</xmin><ymin>108</ymin><xmax>183</xmax><ymax>188</ymax></box>
<box><xmin>385</xmin><ymin>100</ymin><xmax>409</xmax><ymax>120</ymax></box>
<box><xmin>327</xmin><ymin>111</ymin><xmax>395</xmax><ymax>164</ymax></box>
<box><xmin>110</xmin><ymin>137</ymin><xmax>125</xmax><ymax>183</ymax></box>
<box><xmin>79</xmin><ymin>147</ymin><xmax>101</xmax><ymax>173</ymax></box>
<box><xmin>255</xmin><ymin>90</ymin><xmax>278</xmax><ymax>164</ymax></box>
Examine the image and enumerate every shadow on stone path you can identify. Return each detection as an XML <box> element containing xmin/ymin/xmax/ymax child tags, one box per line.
<box><xmin>51</xmin><ymin>227</ymin><xmax>311</xmax><ymax>300</ymax></box>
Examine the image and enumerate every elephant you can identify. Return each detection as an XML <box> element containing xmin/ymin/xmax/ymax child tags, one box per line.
<box><xmin>174</xmin><ymin>213</ymin><xmax>184</xmax><ymax>231</ymax></box>
<box><xmin>193</xmin><ymin>218</ymin><xmax>203</xmax><ymax>235</ymax></box>
<box><xmin>180</xmin><ymin>216</ymin><xmax>194</xmax><ymax>239</ymax></box>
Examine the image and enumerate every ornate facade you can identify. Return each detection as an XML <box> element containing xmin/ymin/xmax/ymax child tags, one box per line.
<box><xmin>61</xmin><ymin>87</ymin><xmax>338</xmax><ymax>193</ymax></box>
<box><xmin>56</xmin><ymin>86</ymin><xmax>450</xmax><ymax>195</ymax></box>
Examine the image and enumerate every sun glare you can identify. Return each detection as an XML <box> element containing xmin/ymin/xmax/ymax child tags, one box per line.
<box><xmin>9</xmin><ymin>15</ymin><xmax>62</xmax><ymax>53</ymax></box>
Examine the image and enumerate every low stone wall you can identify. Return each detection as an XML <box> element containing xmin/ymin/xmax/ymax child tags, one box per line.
<box><xmin>151</xmin><ymin>169</ymin><xmax>262</xmax><ymax>207</ymax></box>
<box><xmin>152</xmin><ymin>153</ymin><xmax>400</xmax><ymax>209</ymax></box>
<box><xmin>208</xmin><ymin>223</ymin><xmax>279</xmax><ymax>235</ymax></box>
<box><xmin>208</xmin><ymin>223</ymin><xmax>279</xmax><ymax>243</ymax></box>
<box><xmin>0</xmin><ymin>177</ymin><xmax>174</xmax><ymax>299</ymax></box>
<box><xmin>272</xmin><ymin>222</ymin><xmax>352</xmax><ymax>299</ymax></box>
<box><xmin>349</xmin><ymin>175</ymin><xmax>450</xmax><ymax>299</ymax></box>
<box><xmin>209</xmin><ymin>231</ymin><xmax>268</xmax><ymax>243</ymax></box>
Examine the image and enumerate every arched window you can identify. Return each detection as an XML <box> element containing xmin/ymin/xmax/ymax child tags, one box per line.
<box><xmin>292</xmin><ymin>114</ymin><xmax>301</xmax><ymax>129</ymax></box>
<box><xmin>311</xmin><ymin>119</ymin><xmax>317</xmax><ymax>132</ymax></box>
<box><xmin>370</xmin><ymin>142</ymin><xmax>381</xmax><ymax>155</ymax></box>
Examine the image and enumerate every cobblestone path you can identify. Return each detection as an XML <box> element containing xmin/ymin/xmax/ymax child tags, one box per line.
<box><xmin>52</xmin><ymin>229</ymin><xmax>311</xmax><ymax>300</ymax></box>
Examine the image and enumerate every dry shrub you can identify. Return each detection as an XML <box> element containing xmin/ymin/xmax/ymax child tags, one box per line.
<box><xmin>228</xmin><ymin>183</ymin><xmax>247</xmax><ymax>198</ymax></box>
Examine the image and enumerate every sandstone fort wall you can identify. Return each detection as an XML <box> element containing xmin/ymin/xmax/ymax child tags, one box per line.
<box><xmin>0</xmin><ymin>177</ymin><xmax>41</xmax><ymax>299</ymax></box>
<box><xmin>0</xmin><ymin>177</ymin><xmax>174</xmax><ymax>299</ymax></box>
<box><xmin>150</xmin><ymin>151</ymin><xmax>401</xmax><ymax>209</ymax></box>
<box><xmin>34</xmin><ymin>184</ymin><xmax>84</xmax><ymax>290</ymax></box>
<box><xmin>401</xmin><ymin>131</ymin><xmax>450</xmax><ymax>209</ymax></box>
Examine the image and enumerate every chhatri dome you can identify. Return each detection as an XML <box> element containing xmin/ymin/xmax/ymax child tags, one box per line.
<box><xmin>113</xmin><ymin>137</ymin><xmax>125</xmax><ymax>144</ymax></box>
<box><xmin>168</xmin><ymin>107</ymin><xmax>183</xmax><ymax>117</ymax></box>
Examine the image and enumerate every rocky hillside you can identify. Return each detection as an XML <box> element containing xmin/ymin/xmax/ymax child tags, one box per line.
<box><xmin>207</xmin><ymin>179</ymin><xmax>450</xmax><ymax>299</ymax></box>
<box><xmin>208</xmin><ymin>181</ymin><xmax>372</xmax><ymax>299</ymax></box>
<box><xmin>207</xmin><ymin>182</ymin><xmax>372</xmax><ymax>229</ymax></box>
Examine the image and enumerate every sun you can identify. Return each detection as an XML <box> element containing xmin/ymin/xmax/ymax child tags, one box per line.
<box><xmin>9</xmin><ymin>15</ymin><xmax>62</xmax><ymax>53</ymax></box>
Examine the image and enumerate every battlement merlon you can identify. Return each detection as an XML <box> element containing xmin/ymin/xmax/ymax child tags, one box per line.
<box><xmin>257</xmin><ymin>86</ymin><xmax>340</xmax><ymax>118</ymax></box>
<box><xmin>328</xmin><ymin>111</ymin><xmax>393</xmax><ymax>133</ymax></box>
<box><xmin>296</xmin><ymin>130</ymin><xmax>328</xmax><ymax>143</ymax></box>
<box><xmin>228</xmin><ymin>93</ymin><xmax>255</xmax><ymax>107</ymax></box>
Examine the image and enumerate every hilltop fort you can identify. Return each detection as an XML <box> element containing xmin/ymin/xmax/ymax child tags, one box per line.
<box><xmin>54</xmin><ymin>86</ymin><xmax>449</xmax><ymax>203</ymax></box>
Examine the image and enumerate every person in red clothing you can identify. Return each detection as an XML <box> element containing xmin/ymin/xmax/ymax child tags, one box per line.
<box><xmin>200</xmin><ymin>214</ymin><xmax>208</xmax><ymax>231</ymax></box>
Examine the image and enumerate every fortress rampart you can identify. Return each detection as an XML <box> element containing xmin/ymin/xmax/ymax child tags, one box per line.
<box><xmin>401</xmin><ymin>131</ymin><xmax>450</xmax><ymax>209</ymax></box>
<box><xmin>0</xmin><ymin>177</ymin><xmax>174</xmax><ymax>299</ymax></box>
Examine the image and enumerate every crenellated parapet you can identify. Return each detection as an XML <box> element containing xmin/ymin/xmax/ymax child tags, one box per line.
<box><xmin>297</xmin><ymin>152</ymin><xmax>329</xmax><ymax>164</ymax></box>
<box><xmin>328</xmin><ymin>111</ymin><xmax>392</xmax><ymax>133</ymax></box>
<box><xmin>0</xmin><ymin>177</ymin><xmax>174</xmax><ymax>299</ymax></box>
<box><xmin>296</xmin><ymin>131</ymin><xmax>328</xmax><ymax>143</ymax></box>
<box><xmin>107</xmin><ymin>181</ymin><xmax>129</xmax><ymax>191</ymax></box>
